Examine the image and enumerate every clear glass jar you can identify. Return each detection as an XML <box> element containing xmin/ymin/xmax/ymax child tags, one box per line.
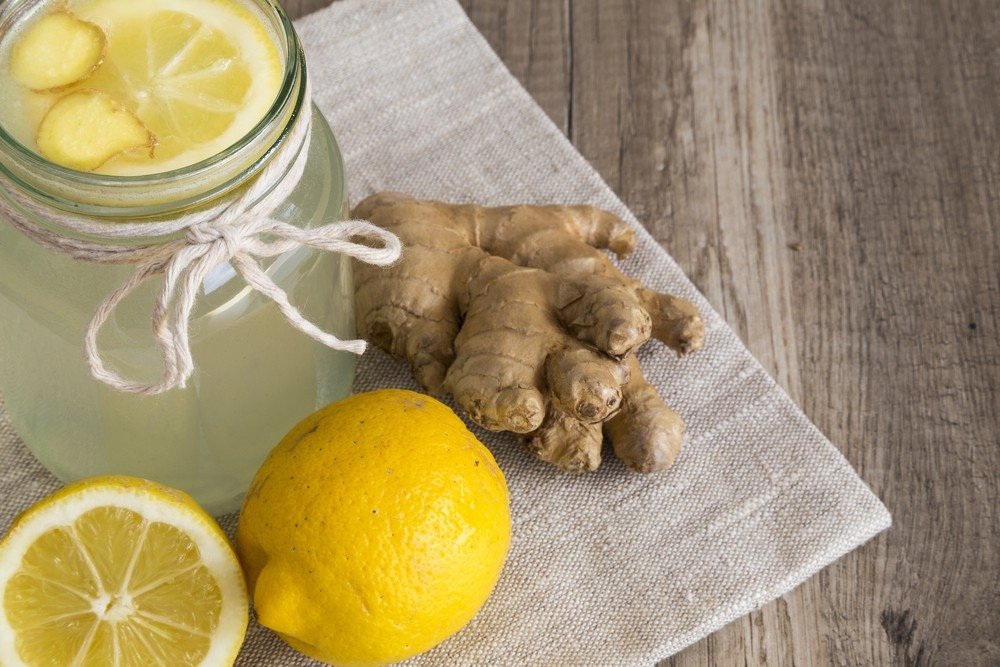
<box><xmin>0</xmin><ymin>0</ymin><xmax>356</xmax><ymax>515</ymax></box>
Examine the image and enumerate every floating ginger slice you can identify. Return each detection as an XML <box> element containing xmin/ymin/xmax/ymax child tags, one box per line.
<box><xmin>10</xmin><ymin>11</ymin><xmax>106</xmax><ymax>91</ymax></box>
<box><xmin>37</xmin><ymin>90</ymin><xmax>156</xmax><ymax>171</ymax></box>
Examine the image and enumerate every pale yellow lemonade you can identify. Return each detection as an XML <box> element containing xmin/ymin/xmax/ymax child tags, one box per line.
<box><xmin>0</xmin><ymin>0</ymin><xmax>356</xmax><ymax>514</ymax></box>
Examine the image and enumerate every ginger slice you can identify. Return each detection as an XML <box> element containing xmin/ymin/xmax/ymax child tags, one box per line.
<box><xmin>10</xmin><ymin>12</ymin><xmax>107</xmax><ymax>91</ymax></box>
<box><xmin>37</xmin><ymin>90</ymin><xmax>156</xmax><ymax>172</ymax></box>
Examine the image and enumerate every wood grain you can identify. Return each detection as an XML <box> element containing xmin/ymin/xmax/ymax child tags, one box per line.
<box><xmin>283</xmin><ymin>1</ymin><xmax>1000</xmax><ymax>664</ymax></box>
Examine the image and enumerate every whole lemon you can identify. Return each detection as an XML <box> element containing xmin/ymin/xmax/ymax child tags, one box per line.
<box><xmin>235</xmin><ymin>389</ymin><xmax>511</xmax><ymax>666</ymax></box>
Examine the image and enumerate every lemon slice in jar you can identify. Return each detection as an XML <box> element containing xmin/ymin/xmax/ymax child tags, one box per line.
<box><xmin>37</xmin><ymin>0</ymin><xmax>284</xmax><ymax>175</ymax></box>
<box><xmin>0</xmin><ymin>476</ymin><xmax>248</xmax><ymax>666</ymax></box>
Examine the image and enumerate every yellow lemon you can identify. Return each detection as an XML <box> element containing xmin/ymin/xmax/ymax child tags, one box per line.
<box><xmin>236</xmin><ymin>389</ymin><xmax>512</xmax><ymax>666</ymax></box>
<box><xmin>0</xmin><ymin>475</ymin><xmax>248</xmax><ymax>666</ymax></box>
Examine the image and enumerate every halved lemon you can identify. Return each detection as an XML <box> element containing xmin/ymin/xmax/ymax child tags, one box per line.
<box><xmin>0</xmin><ymin>476</ymin><xmax>247</xmax><ymax>666</ymax></box>
<box><xmin>58</xmin><ymin>0</ymin><xmax>283</xmax><ymax>174</ymax></box>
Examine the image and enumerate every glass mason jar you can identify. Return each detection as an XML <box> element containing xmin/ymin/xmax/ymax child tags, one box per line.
<box><xmin>0</xmin><ymin>0</ymin><xmax>356</xmax><ymax>515</ymax></box>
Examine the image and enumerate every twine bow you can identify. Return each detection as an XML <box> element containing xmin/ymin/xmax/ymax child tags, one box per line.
<box><xmin>0</xmin><ymin>88</ymin><xmax>402</xmax><ymax>395</ymax></box>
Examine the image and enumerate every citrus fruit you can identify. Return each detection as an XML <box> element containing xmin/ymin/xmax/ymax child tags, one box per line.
<box><xmin>236</xmin><ymin>389</ymin><xmax>512</xmax><ymax>666</ymax></box>
<box><xmin>0</xmin><ymin>476</ymin><xmax>248</xmax><ymax>666</ymax></box>
<box><xmin>16</xmin><ymin>0</ymin><xmax>283</xmax><ymax>174</ymax></box>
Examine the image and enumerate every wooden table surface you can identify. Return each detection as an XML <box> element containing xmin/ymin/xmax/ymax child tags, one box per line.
<box><xmin>285</xmin><ymin>1</ymin><xmax>999</xmax><ymax>665</ymax></box>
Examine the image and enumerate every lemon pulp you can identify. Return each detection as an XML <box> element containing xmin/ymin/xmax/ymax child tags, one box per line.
<box><xmin>1</xmin><ymin>0</ymin><xmax>283</xmax><ymax>175</ymax></box>
<box><xmin>0</xmin><ymin>476</ymin><xmax>248</xmax><ymax>666</ymax></box>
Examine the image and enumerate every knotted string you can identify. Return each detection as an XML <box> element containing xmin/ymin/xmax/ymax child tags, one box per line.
<box><xmin>0</xmin><ymin>87</ymin><xmax>402</xmax><ymax>395</ymax></box>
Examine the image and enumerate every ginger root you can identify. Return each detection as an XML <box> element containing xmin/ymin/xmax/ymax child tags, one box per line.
<box><xmin>353</xmin><ymin>192</ymin><xmax>705</xmax><ymax>473</ymax></box>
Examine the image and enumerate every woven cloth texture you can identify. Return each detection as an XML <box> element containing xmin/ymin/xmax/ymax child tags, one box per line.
<box><xmin>0</xmin><ymin>1</ymin><xmax>890</xmax><ymax>665</ymax></box>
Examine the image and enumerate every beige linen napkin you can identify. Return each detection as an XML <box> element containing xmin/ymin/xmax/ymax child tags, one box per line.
<box><xmin>0</xmin><ymin>1</ymin><xmax>890</xmax><ymax>665</ymax></box>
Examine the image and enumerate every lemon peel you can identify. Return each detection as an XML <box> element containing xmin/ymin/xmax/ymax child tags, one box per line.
<box><xmin>237</xmin><ymin>389</ymin><xmax>512</xmax><ymax>666</ymax></box>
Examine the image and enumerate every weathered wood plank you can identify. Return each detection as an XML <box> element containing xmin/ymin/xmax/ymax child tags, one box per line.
<box><xmin>461</xmin><ymin>0</ymin><xmax>571</xmax><ymax>132</ymax></box>
<box><xmin>285</xmin><ymin>0</ymin><xmax>1000</xmax><ymax>664</ymax></box>
<box><xmin>767</xmin><ymin>2</ymin><xmax>1000</xmax><ymax>664</ymax></box>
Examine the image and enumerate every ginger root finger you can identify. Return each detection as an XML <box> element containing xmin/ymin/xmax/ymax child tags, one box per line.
<box><xmin>445</xmin><ymin>347</ymin><xmax>547</xmax><ymax>434</ymax></box>
<box><xmin>545</xmin><ymin>344</ymin><xmax>628</xmax><ymax>424</ymax></box>
<box><xmin>604</xmin><ymin>355</ymin><xmax>685</xmax><ymax>473</ymax></box>
<box><xmin>444</xmin><ymin>257</ymin><xmax>553</xmax><ymax>433</ymax></box>
<box><xmin>638</xmin><ymin>289</ymin><xmax>706</xmax><ymax>356</ymax></box>
<box><xmin>477</xmin><ymin>204</ymin><xmax>637</xmax><ymax>267</ymax></box>
<box><xmin>354</xmin><ymin>259</ymin><xmax>461</xmax><ymax>394</ymax></box>
<box><xmin>356</xmin><ymin>304</ymin><xmax>456</xmax><ymax>394</ymax></box>
<box><xmin>353</xmin><ymin>213</ymin><xmax>481</xmax><ymax>393</ymax></box>
<box><xmin>402</xmin><ymin>320</ymin><xmax>457</xmax><ymax>393</ymax></box>
<box><xmin>525</xmin><ymin>411</ymin><xmax>603</xmax><ymax>473</ymax></box>
<box><xmin>558</xmin><ymin>206</ymin><xmax>637</xmax><ymax>258</ymax></box>
<box><xmin>555</xmin><ymin>278</ymin><xmax>651</xmax><ymax>357</ymax></box>
<box><xmin>448</xmin><ymin>376</ymin><xmax>546</xmax><ymax>434</ymax></box>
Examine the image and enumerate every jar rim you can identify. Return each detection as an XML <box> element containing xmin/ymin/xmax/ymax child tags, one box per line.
<box><xmin>0</xmin><ymin>0</ymin><xmax>304</xmax><ymax>217</ymax></box>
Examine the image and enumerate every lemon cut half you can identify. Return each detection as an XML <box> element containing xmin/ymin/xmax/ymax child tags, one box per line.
<box><xmin>0</xmin><ymin>476</ymin><xmax>247</xmax><ymax>666</ymax></box>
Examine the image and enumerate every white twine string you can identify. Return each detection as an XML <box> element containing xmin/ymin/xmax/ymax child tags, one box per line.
<box><xmin>0</xmin><ymin>89</ymin><xmax>401</xmax><ymax>395</ymax></box>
